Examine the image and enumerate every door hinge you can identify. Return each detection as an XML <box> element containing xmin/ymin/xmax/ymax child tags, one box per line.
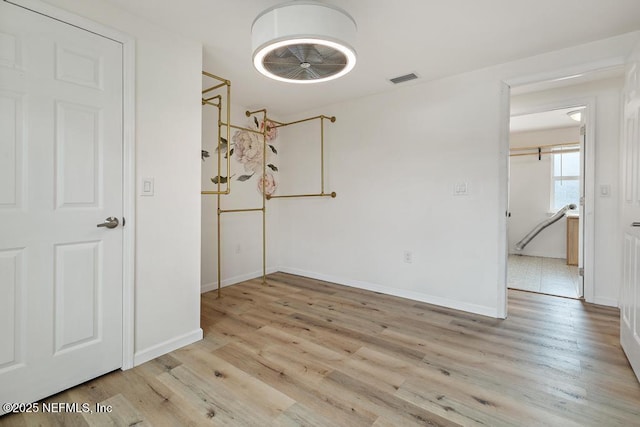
<box><xmin>580</xmin><ymin>125</ymin><xmax>586</xmax><ymax>136</ymax></box>
<box><xmin>579</xmin><ymin>267</ymin><xmax>584</xmax><ymax>277</ymax></box>
<box><xmin>580</xmin><ymin>196</ymin><xmax>585</xmax><ymax>206</ymax></box>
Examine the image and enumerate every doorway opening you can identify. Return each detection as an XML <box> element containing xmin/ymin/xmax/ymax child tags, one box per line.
<box><xmin>501</xmin><ymin>65</ymin><xmax>626</xmax><ymax>318</ymax></box>
<box><xmin>508</xmin><ymin>106</ymin><xmax>585</xmax><ymax>299</ymax></box>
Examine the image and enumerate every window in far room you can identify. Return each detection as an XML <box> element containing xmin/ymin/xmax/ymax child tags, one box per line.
<box><xmin>551</xmin><ymin>145</ymin><xmax>580</xmax><ymax>211</ymax></box>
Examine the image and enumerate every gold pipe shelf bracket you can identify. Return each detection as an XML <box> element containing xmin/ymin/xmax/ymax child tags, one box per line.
<box><xmin>246</xmin><ymin>109</ymin><xmax>267</xmax><ymax>117</ymax></box>
<box><xmin>243</xmin><ymin>109</ymin><xmax>269</xmax><ymax>285</ymax></box>
<box><xmin>202</xmin><ymin>94</ymin><xmax>221</xmax><ymax>105</ymax></box>
<box><xmin>202</xmin><ymin>81</ymin><xmax>227</xmax><ymax>95</ymax></box>
<box><xmin>201</xmin><ymin>70</ymin><xmax>234</xmax><ymax>298</ymax></box>
<box><xmin>201</xmin><ymin>71</ymin><xmax>231</xmax><ymax>196</ymax></box>
<box><xmin>220</xmin><ymin>122</ymin><xmax>264</xmax><ymax>135</ymax></box>
<box><xmin>266</xmin><ymin>192</ymin><xmax>337</xmax><ymax>200</ymax></box>
<box><xmin>219</xmin><ymin>207</ymin><xmax>264</xmax><ymax>214</ymax></box>
<box><xmin>262</xmin><ymin>113</ymin><xmax>338</xmax><ymax>200</ymax></box>
<box><xmin>269</xmin><ymin>114</ymin><xmax>336</xmax><ymax>129</ymax></box>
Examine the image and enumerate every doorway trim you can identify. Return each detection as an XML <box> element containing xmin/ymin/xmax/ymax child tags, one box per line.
<box><xmin>500</xmin><ymin>59</ymin><xmax>629</xmax><ymax>317</ymax></box>
<box><xmin>508</xmin><ymin>97</ymin><xmax>596</xmax><ymax>302</ymax></box>
<box><xmin>5</xmin><ymin>0</ymin><xmax>137</xmax><ymax>369</ymax></box>
<box><xmin>499</xmin><ymin>86</ymin><xmax>596</xmax><ymax>312</ymax></box>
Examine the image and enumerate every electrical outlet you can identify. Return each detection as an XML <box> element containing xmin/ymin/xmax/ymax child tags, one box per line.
<box><xmin>454</xmin><ymin>182</ymin><xmax>468</xmax><ymax>196</ymax></box>
<box><xmin>235</xmin><ymin>244</ymin><xmax>241</xmax><ymax>254</ymax></box>
<box><xmin>403</xmin><ymin>251</ymin><xmax>413</xmax><ymax>264</ymax></box>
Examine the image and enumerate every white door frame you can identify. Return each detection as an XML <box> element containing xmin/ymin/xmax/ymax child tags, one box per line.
<box><xmin>497</xmin><ymin>82</ymin><xmax>510</xmax><ymax>319</ymax></box>
<box><xmin>4</xmin><ymin>0</ymin><xmax>136</xmax><ymax>369</ymax></box>
<box><xmin>499</xmin><ymin>60</ymin><xmax>629</xmax><ymax>315</ymax></box>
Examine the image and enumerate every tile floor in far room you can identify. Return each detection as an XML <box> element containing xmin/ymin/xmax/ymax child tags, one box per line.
<box><xmin>508</xmin><ymin>254</ymin><xmax>580</xmax><ymax>298</ymax></box>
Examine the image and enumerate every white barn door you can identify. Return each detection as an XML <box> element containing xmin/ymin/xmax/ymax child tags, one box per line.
<box><xmin>621</xmin><ymin>41</ymin><xmax>640</xmax><ymax>383</ymax></box>
<box><xmin>0</xmin><ymin>1</ymin><xmax>124</xmax><ymax>407</ymax></box>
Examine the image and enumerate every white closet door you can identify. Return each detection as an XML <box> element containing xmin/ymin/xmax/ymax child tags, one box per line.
<box><xmin>621</xmin><ymin>41</ymin><xmax>640</xmax><ymax>383</ymax></box>
<box><xmin>0</xmin><ymin>1</ymin><xmax>124</xmax><ymax>408</ymax></box>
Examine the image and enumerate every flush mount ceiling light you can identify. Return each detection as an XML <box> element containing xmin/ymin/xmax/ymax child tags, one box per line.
<box><xmin>251</xmin><ymin>1</ymin><xmax>357</xmax><ymax>84</ymax></box>
<box><xmin>567</xmin><ymin>109</ymin><xmax>583</xmax><ymax>122</ymax></box>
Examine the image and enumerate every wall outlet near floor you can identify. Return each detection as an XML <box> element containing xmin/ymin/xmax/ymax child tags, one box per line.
<box><xmin>403</xmin><ymin>251</ymin><xmax>413</xmax><ymax>264</ymax></box>
<box><xmin>235</xmin><ymin>244</ymin><xmax>241</xmax><ymax>254</ymax></box>
<box><xmin>454</xmin><ymin>182</ymin><xmax>468</xmax><ymax>196</ymax></box>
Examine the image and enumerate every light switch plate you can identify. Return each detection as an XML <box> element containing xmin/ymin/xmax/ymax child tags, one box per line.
<box><xmin>454</xmin><ymin>182</ymin><xmax>468</xmax><ymax>196</ymax></box>
<box><xmin>141</xmin><ymin>177</ymin><xmax>154</xmax><ymax>196</ymax></box>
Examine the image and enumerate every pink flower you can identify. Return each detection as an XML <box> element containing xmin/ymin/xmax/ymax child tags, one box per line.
<box><xmin>258</xmin><ymin>173</ymin><xmax>277</xmax><ymax>196</ymax></box>
<box><xmin>260</xmin><ymin>120</ymin><xmax>278</xmax><ymax>141</ymax></box>
<box><xmin>232</xmin><ymin>130</ymin><xmax>264</xmax><ymax>173</ymax></box>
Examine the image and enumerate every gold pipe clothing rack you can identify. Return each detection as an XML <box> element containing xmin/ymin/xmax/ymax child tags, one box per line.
<box><xmin>200</xmin><ymin>71</ymin><xmax>337</xmax><ymax>298</ymax></box>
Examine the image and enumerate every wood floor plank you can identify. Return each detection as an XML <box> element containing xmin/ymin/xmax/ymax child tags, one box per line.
<box><xmin>213</xmin><ymin>341</ymin><xmax>377</xmax><ymax>426</ymax></box>
<box><xmin>271</xmin><ymin>403</ymin><xmax>335</xmax><ymax>427</ymax></box>
<box><xmin>2</xmin><ymin>272</ymin><xmax>640</xmax><ymax>426</ymax></box>
<box><xmin>322</xmin><ymin>369</ymin><xmax>462</xmax><ymax>427</ymax></box>
<box><xmin>338</xmin><ymin>346</ymin><xmax>412</xmax><ymax>395</ymax></box>
<box><xmin>396</xmin><ymin>373</ymin><xmax>584</xmax><ymax>427</ymax></box>
<box><xmin>171</xmin><ymin>345</ymin><xmax>297</xmax><ymax>420</ymax></box>
<box><xmin>97</xmin><ymin>366</ymin><xmax>208</xmax><ymax>426</ymax></box>
<box><xmin>80</xmin><ymin>394</ymin><xmax>149</xmax><ymax>427</ymax></box>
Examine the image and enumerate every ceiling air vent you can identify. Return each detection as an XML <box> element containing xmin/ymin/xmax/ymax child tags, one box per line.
<box><xmin>389</xmin><ymin>73</ymin><xmax>418</xmax><ymax>84</ymax></box>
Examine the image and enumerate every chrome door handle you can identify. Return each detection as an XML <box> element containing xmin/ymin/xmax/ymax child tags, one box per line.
<box><xmin>97</xmin><ymin>217</ymin><xmax>119</xmax><ymax>229</ymax></box>
<box><xmin>632</xmin><ymin>222</ymin><xmax>640</xmax><ymax>227</ymax></box>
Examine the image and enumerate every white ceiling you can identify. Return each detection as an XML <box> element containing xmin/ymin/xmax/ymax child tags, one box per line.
<box><xmin>106</xmin><ymin>0</ymin><xmax>640</xmax><ymax>116</ymax></box>
<box><xmin>510</xmin><ymin>66</ymin><xmax>625</xmax><ymax>96</ymax></box>
<box><xmin>510</xmin><ymin>107</ymin><xmax>582</xmax><ymax>134</ymax></box>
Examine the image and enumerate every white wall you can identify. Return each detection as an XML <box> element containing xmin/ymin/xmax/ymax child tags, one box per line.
<box><xmin>278</xmin><ymin>70</ymin><xmax>507</xmax><ymax>317</ymax></box>
<box><xmin>275</xmin><ymin>33</ymin><xmax>639</xmax><ymax>317</ymax></box>
<box><xmin>509</xmin><ymin>127</ymin><xmax>580</xmax><ymax>258</ymax></box>
<box><xmin>42</xmin><ymin>0</ymin><xmax>203</xmax><ymax>363</ymax></box>
<box><xmin>511</xmin><ymin>78</ymin><xmax>624</xmax><ymax>306</ymax></box>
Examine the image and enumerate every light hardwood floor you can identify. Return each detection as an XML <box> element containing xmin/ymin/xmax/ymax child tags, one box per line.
<box><xmin>2</xmin><ymin>272</ymin><xmax>640</xmax><ymax>426</ymax></box>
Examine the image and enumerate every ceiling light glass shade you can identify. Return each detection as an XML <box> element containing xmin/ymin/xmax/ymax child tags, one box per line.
<box><xmin>252</xmin><ymin>1</ymin><xmax>357</xmax><ymax>84</ymax></box>
<box><xmin>567</xmin><ymin>110</ymin><xmax>582</xmax><ymax>122</ymax></box>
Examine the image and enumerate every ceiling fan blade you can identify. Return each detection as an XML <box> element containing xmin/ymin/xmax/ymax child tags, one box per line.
<box><xmin>261</xmin><ymin>43</ymin><xmax>350</xmax><ymax>81</ymax></box>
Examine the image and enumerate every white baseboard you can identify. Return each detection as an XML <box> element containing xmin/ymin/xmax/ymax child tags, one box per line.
<box><xmin>201</xmin><ymin>267</ymin><xmax>279</xmax><ymax>293</ymax></box>
<box><xmin>278</xmin><ymin>267</ymin><xmax>499</xmax><ymax>318</ymax></box>
<box><xmin>134</xmin><ymin>328</ymin><xmax>203</xmax><ymax>366</ymax></box>
<box><xmin>592</xmin><ymin>296</ymin><xmax>618</xmax><ymax>308</ymax></box>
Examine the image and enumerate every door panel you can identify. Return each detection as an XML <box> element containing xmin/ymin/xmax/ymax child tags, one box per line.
<box><xmin>0</xmin><ymin>1</ymin><xmax>123</xmax><ymax>407</ymax></box>
<box><xmin>55</xmin><ymin>101</ymin><xmax>102</xmax><ymax>208</ymax></box>
<box><xmin>0</xmin><ymin>91</ymin><xmax>24</xmax><ymax>209</ymax></box>
<box><xmin>0</xmin><ymin>31</ymin><xmax>20</xmax><ymax>67</ymax></box>
<box><xmin>624</xmin><ymin>115</ymin><xmax>635</xmax><ymax>203</ymax></box>
<box><xmin>54</xmin><ymin>241</ymin><xmax>102</xmax><ymax>354</ymax></box>
<box><xmin>636</xmin><ymin>243</ymin><xmax>640</xmax><ymax>349</ymax></box>
<box><xmin>623</xmin><ymin>235</ymin><xmax>633</xmax><ymax>328</ymax></box>
<box><xmin>621</xmin><ymin>43</ymin><xmax>640</xmax><ymax>383</ymax></box>
<box><xmin>0</xmin><ymin>248</ymin><xmax>25</xmax><ymax>371</ymax></box>
<box><xmin>55</xmin><ymin>44</ymin><xmax>104</xmax><ymax>90</ymax></box>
